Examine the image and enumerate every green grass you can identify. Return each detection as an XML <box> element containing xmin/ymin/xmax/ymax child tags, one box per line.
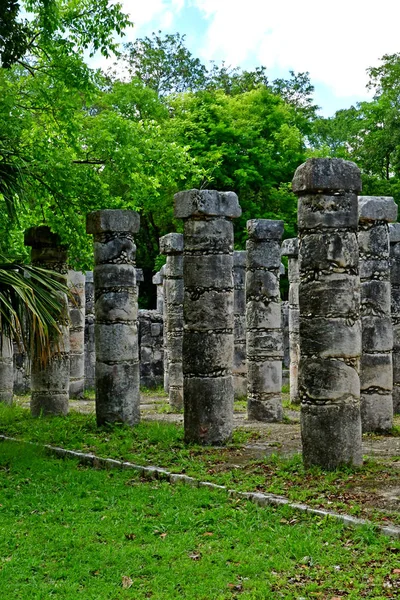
<box><xmin>0</xmin><ymin>404</ymin><xmax>399</xmax><ymax>528</ymax></box>
<box><xmin>0</xmin><ymin>441</ymin><xmax>399</xmax><ymax>599</ymax></box>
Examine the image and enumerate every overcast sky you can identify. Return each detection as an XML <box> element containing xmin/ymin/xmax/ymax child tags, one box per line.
<box><xmin>111</xmin><ymin>0</ymin><xmax>400</xmax><ymax>116</ymax></box>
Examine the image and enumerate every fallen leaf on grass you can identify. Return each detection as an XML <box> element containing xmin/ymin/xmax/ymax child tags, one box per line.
<box><xmin>124</xmin><ymin>533</ymin><xmax>136</xmax><ymax>540</ymax></box>
<box><xmin>188</xmin><ymin>552</ymin><xmax>202</xmax><ymax>561</ymax></box>
<box><xmin>392</xmin><ymin>569</ymin><xmax>400</xmax><ymax>575</ymax></box>
<box><xmin>203</xmin><ymin>532</ymin><xmax>213</xmax><ymax>536</ymax></box>
<box><xmin>160</xmin><ymin>533</ymin><xmax>167</xmax><ymax>539</ymax></box>
<box><xmin>228</xmin><ymin>583</ymin><xmax>243</xmax><ymax>592</ymax></box>
<box><xmin>122</xmin><ymin>576</ymin><xmax>133</xmax><ymax>589</ymax></box>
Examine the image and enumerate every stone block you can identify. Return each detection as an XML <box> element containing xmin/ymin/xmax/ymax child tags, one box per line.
<box><xmin>183</xmin><ymin>376</ymin><xmax>234</xmax><ymax>444</ymax></box>
<box><xmin>86</xmin><ymin>210</ymin><xmax>140</xmax><ymax>235</ymax></box>
<box><xmin>297</xmin><ymin>193</ymin><xmax>358</xmax><ymax>230</ymax></box>
<box><xmin>169</xmin><ymin>387</ymin><xmax>183</xmax><ymax>410</ymax></box>
<box><xmin>184</xmin><ymin>289</ymin><xmax>233</xmax><ymax>330</ymax></box>
<box><xmin>183</xmin><ymin>219</ymin><xmax>234</xmax><ymax>253</ymax></box>
<box><xmin>159</xmin><ymin>233</ymin><xmax>184</xmax><ymax>255</ymax></box>
<box><xmin>247</xmin><ymin>219</ymin><xmax>284</xmax><ymax>241</ymax></box>
<box><xmin>96</xmin><ymin>361</ymin><xmax>140</xmax><ymax>426</ymax></box>
<box><xmin>151</xmin><ymin>323</ymin><xmax>162</xmax><ymax>337</ymax></box>
<box><xmin>300</xmin><ymin>403</ymin><xmax>363</xmax><ymax>469</ymax></box>
<box><xmin>246</xmin><ymin>330</ymin><xmax>283</xmax><ymax>359</ymax></box>
<box><xmin>358</xmin><ymin>196</ymin><xmax>397</xmax><ymax>223</ymax></box>
<box><xmin>246</xmin><ymin>300</ymin><xmax>281</xmax><ymax>330</ymax></box>
<box><xmin>247</xmin><ymin>395</ymin><xmax>283</xmax><ymax>422</ymax></box>
<box><xmin>152</xmin><ymin>270</ymin><xmax>164</xmax><ymax>285</ymax></box>
<box><xmin>299</xmin><ymin>358</ymin><xmax>359</xmax><ymax>401</ymax></box>
<box><xmin>168</xmin><ymin>362</ymin><xmax>183</xmax><ymax>386</ymax></box>
<box><xmin>361</xmin><ymin>315</ymin><xmax>393</xmax><ymax>352</ymax></box>
<box><xmin>234</xmin><ymin>315</ymin><xmax>246</xmax><ymax>340</ymax></box>
<box><xmin>233</xmin><ymin>250</ymin><xmax>247</xmax><ymax>267</ymax></box>
<box><xmin>300</xmin><ymin>275</ymin><xmax>359</xmax><ymax>318</ymax></box>
<box><xmin>31</xmin><ymin>392</ymin><xmax>69</xmax><ymax>417</ymax></box>
<box><xmin>164</xmin><ymin>255</ymin><xmax>183</xmax><ymax>278</ymax></box>
<box><xmin>165</xmin><ymin>279</ymin><xmax>184</xmax><ymax>305</ymax></box>
<box><xmin>292</xmin><ymin>158</ymin><xmax>361</xmax><ymax>194</ymax></box>
<box><xmin>94</xmin><ymin>264</ymin><xmax>136</xmax><ymax>289</ymax></box>
<box><xmin>246</xmin><ymin>270</ymin><xmax>279</xmax><ymax>298</ymax></box>
<box><xmin>288</xmin><ymin>283</ymin><xmax>299</xmax><ymax>307</ymax></box>
<box><xmin>247</xmin><ymin>361</ymin><xmax>282</xmax><ymax>394</ymax></box>
<box><xmin>234</xmin><ymin>289</ymin><xmax>246</xmax><ymax>315</ymax></box>
<box><xmin>390</xmin><ymin>223</ymin><xmax>400</xmax><ymax>243</ymax></box>
<box><xmin>31</xmin><ymin>355</ymin><xmax>70</xmax><ymax>392</ymax></box>
<box><xmin>300</xmin><ymin>317</ymin><xmax>361</xmax><ymax>358</ymax></box>
<box><xmin>135</xmin><ymin>268</ymin><xmax>144</xmax><ymax>283</ymax></box>
<box><xmin>95</xmin><ymin>290</ymin><xmax>138</xmax><ymax>322</ymax></box>
<box><xmin>391</xmin><ymin>287</ymin><xmax>400</xmax><ymax>314</ymax></box>
<box><xmin>361</xmin><ymin>393</ymin><xmax>393</xmax><ymax>432</ymax></box>
<box><xmin>393</xmin><ymin>387</ymin><xmax>400</xmax><ymax>414</ymax></box>
<box><xmin>361</xmin><ymin>280</ymin><xmax>390</xmax><ymax>316</ymax></box>
<box><xmin>358</xmin><ymin>225</ymin><xmax>389</xmax><ymax>257</ymax></box>
<box><xmin>288</xmin><ymin>258</ymin><xmax>300</xmax><ymax>283</ymax></box>
<box><xmin>360</xmin><ymin>353</ymin><xmax>392</xmax><ymax>392</ymax></box>
<box><xmin>95</xmin><ymin>322</ymin><xmax>138</xmax><ymax>362</ymax></box>
<box><xmin>174</xmin><ymin>189</ymin><xmax>241</xmax><ymax>219</ymax></box>
<box><xmin>359</xmin><ymin>258</ymin><xmax>390</xmax><ymax>281</ymax></box>
<box><xmin>69</xmin><ymin>307</ymin><xmax>85</xmax><ymax>327</ymax></box>
<box><xmin>246</xmin><ymin>240</ymin><xmax>281</xmax><ymax>269</ymax></box>
<box><xmin>184</xmin><ymin>254</ymin><xmax>233</xmax><ymax>289</ymax></box>
<box><xmin>183</xmin><ymin>332</ymin><xmax>233</xmax><ymax>374</ymax></box>
<box><xmin>300</xmin><ymin>231</ymin><xmax>358</xmax><ymax>272</ymax></box>
<box><xmin>94</xmin><ymin>237</ymin><xmax>136</xmax><ymax>265</ymax></box>
<box><xmin>281</xmin><ymin>237</ymin><xmax>298</xmax><ymax>258</ymax></box>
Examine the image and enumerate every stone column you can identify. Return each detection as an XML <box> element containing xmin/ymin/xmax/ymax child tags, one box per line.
<box><xmin>152</xmin><ymin>267</ymin><xmax>165</xmax><ymax>315</ymax></box>
<box><xmin>293</xmin><ymin>158</ymin><xmax>363</xmax><ymax>469</ymax></box>
<box><xmin>24</xmin><ymin>226</ymin><xmax>69</xmax><ymax>417</ymax></box>
<box><xmin>246</xmin><ymin>220</ymin><xmax>284</xmax><ymax>421</ymax></box>
<box><xmin>86</xmin><ymin>210</ymin><xmax>140</xmax><ymax>426</ymax></box>
<box><xmin>175</xmin><ymin>189</ymin><xmax>241</xmax><ymax>444</ymax></box>
<box><xmin>233</xmin><ymin>251</ymin><xmax>247</xmax><ymax>399</ymax></box>
<box><xmin>160</xmin><ymin>233</ymin><xmax>184</xmax><ymax>409</ymax></box>
<box><xmin>13</xmin><ymin>339</ymin><xmax>30</xmax><ymax>396</ymax></box>
<box><xmin>84</xmin><ymin>271</ymin><xmax>95</xmax><ymax>391</ymax></box>
<box><xmin>68</xmin><ymin>271</ymin><xmax>85</xmax><ymax>398</ymax></box>
<box><xmin>390</xmin><ymin>223</ymin><xmax>400</xmax><ymax>415</ymax></box>
<box><xmin>0</xmin><ymin>336</ymin><xmax>13</xmax><ymax>404</ymax></box>
<box><xmin>358</xmin><ymin>196</ymin><xmax>397</xmax><ymax>432</ymax></box>
<box><xmin>281</xmin><ymin>238</ymin><xmax>300</xmax><ymax>404</ymax></box>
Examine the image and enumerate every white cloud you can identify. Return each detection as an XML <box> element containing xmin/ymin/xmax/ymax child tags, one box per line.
<box><xmin>121</xmin><ymin>0</ymin><xmax>184</xmax><ymax>34</ymax></box>
<box><xmin>192</xmin><ymin>0</ymin><xmax>400</xmax><ymax>99</ymax></box>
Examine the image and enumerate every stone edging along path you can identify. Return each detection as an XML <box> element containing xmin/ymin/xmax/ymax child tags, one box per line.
<box><xmin>1</xmin><ymin>434</ymin><xmax>399</xmax><ymax>540</ymax></box>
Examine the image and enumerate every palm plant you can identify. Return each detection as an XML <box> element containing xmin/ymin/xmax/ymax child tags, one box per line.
<box><xmin>0</xmin><ymin>256</ymin><xmax>69</xmax><ymax>363</ymax></box>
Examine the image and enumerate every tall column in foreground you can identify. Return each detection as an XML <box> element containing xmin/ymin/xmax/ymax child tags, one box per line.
<box><xmin>175</xmin><ymin>189</ymin><xmax>241</xmax><ymax>444</ymax></box>
<box><xmin>68</xmin><ymin>270</ymin><xmax>85</xmax><ymax>398</ymax></box>
<box><xmin>160</xmin><ymin>233</ymin><xmax>184</xmax><ymax>410</ymax></box>
<box><xmin>233</xmin><ymin>251</ymin><xmax>247</xmax><ymax>399</ymax></box>
<box><xmin>86</xmin><ymin>210</ymin><xmax>140</xmax><ymax>426</ymax></box>
<box><xmin>358</xmin><ymin>196</ymin><xmax>397</xmax><ymax>431</ymax></box>
<box><xmin>24</xmin><ymin>226</ymin><xmax>70</xmax><ymax>416</ymax></box>
<box><xmin>281</xmin><ymin>238</ymin><xmax>300</xmax><ymax>404</ymax></box>
<box><xmin>246</xmin><ymin>220</ymin><xmax>284</xmax><ymax>421</ymax></box>
<box><xmin>293</xmin><ymin>158</ymin><xmax>363</xmax><ymax>469</ymax></box>
<box><xmin>390</xmin><ymin>223</ymin><xmax>400</xmax><ymax>415</ymax></box>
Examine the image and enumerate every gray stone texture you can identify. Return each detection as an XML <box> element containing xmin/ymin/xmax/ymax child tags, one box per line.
<box><xmin>246</xmin><ymin>219</ymin><xmax>284</xmax><ymax>422</ymax></box>
<box><xmin>160</xmin><ymin>233</ymin><xmax>184</xmax><ymax>409</ymax></box>
<box><xmin>233</xmin><ymin>251</ymin><xmax>247</xmax><ymax>398</ymax></box>
<box><xmin>358</xmin><ymin>196</ymin><xmax>397</xmax><ymax>432</ymax></box>
<box><xmin>282</xmin><ymin>238</ymin><xmax>300</xmax><ymax>404</ymax></box>
<box><xmin>68</xmin><ymin>271</ymin><xmax>85</xmax><ymax>398</ymax></box>
<box><xmin>175</xmin><ymin>189</ymin><xmax>241</xmax><ymax>444</ymax></box>
<box><xmin>86</xmin><ymin>210</ymin><xmax>140</xmax><ymax>426</ymax></box>
<box><xmin>24</xmin><ymin>226</ymin><xmax>70</xmax><ymax>417</ymax></box>
<box><xmin>152</xmin><ymin>267</ymin><xmax>165</xmax><ymax>315</ymax></box>
<box><xmin>293</xmin><ymin>158</ymin><xmax>363</xmax><ymax>469</ymax></box>
<box><xmin>13</xmin><ymin>340</ymin><xmax>30</xmax><ymax>396</ymax></box>
<box><xmin>138</xmin><ymin>310</ymin><xmax>164</xmax><ymax>388</ymax></box>
<box><xmin>0</xmin><ymin>336</ymin><xmax>13</xmax><ymax>404</ymax></box>
<box><xmin>84</xmin><ymin>271</ymin><xmax>95</xmax><ymax>390</ymax></box>
<box><xmin>390</xmin><ymin>223</ymin><xmax>400</xmax><ymax>415</ymax></box>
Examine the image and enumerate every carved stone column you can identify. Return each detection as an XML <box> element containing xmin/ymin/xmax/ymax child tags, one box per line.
<box><xmin>281</xmin><ymin>238</ymin><xmax>300</xmax><ymax>404</ymax></box>
<box><xmin>68</xmin><ymin>271</ymin><xmax>85</xmax><ymax>398</ymax></box>
<box><xmin>233</xmin><ymin>251</ymin><xmax>247</xmax><ymax>399</ymax></box>
<box><xmin>86</xmin><ymin>210</ymin><xmax>140</xmax><ymax>426</ymax></box>
<box><xmin>84</xmin><ymin>271</ymin><xmax>95</xmax><ymax>391</ymax></box>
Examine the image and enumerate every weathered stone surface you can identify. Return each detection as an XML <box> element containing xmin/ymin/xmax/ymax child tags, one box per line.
<box><xmin>360</xmin><ymin>353</ymin><xmax>392</xmax><ymax>392</ymax></box>
<box><xmin>292</xmin><ymin>158</ymin><xmax>361</xmax><ymax>194</ymax></box>
<box><xmin>84</xmin><ymin>272</ymin><xmax>95</xmax><ymax>390</ymax></box>
<box><xmin>246</xmin><ymin>219</ymin><xmax>283</xmax><ymax>421</ymax></box>
<box><xmin>178</xmin><ymin>189</ymin><xmax>239</xmax><ymax>443</ymax></box>
<box><xmin>294</xmin><ymin>158</ymin><xmax>363</xmax><ymax>469</ymax></box>
<box><xmin>174</xmin><ymin>189</ymin><xmax>241</xmax><ymax>219</ymax></box>
<box><xmin>390</xmin><ymin>226</ymin><xmax>400</xmax><ymax>415</ymax></box>
<box><xmin>360</xmin><ymin>281</ymin><xmax>391</xmax><ymax>316</ymax></box>
<box><xmin>0</xmin><ymin>337</ymin><xmax>13</xmax><ymax>405</ymax></box>
<box><xmin>86</xmin><ymin>210</ymin><xmax>140</xmax><ymax>235</ymax></box>
<box><xmin>361</xmin><ymin>316</ymin><xmax>393</xmax><ymax>353</ymax></box>
<box><xmin>358</xmin><ymin>196</ymin><xmax>398</xmax><ymax>223</ymax></box>
<box><xmin>159</xmin><ymin>233</ymin><xmax>184</xmax><ymax>255</ymax></box>
<box><xmin>390</xmin><ymin>223</ymin><xmax>400</xmax><ymax>243</ymax></box>
<box><xmin>68</xmin><ymin>271</ymin><xmax>85</xmax><ymax>399</ymax></box>
<box><xmin>358</xmin><ymin>226</ymin><xmax>390</xmax><ymax>258</ymax></box>
<box><xmin>87</xmin><ymin>209</ymin><xmax>140</xmax><ymax>426</ymax></box>
<box><xmin>360</xmin><ymin>394</ymin><xmax>394</xmax><ymax>433</ymax></box>
<box><xmin>138</xmin><ymin>310</ymin><xmax>164</xmax><ymax>389</ymax></box>
<box><xmin>281</xmin><ymin>237</ymin><xmax>299</xmax><ymax>258</ymax></box>
<box><xmin>281</xmin><ymin>301</ymin><xmax>290</xmax><ymax>370</ymax></box>
<box><xmin>25</xmin><ymin>227</ymin><xmax>70</xmax><ymax>416</ymax></box>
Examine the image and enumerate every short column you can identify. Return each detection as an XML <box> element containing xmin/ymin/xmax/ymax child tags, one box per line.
<box><xmin>293</xmin><ymin>158</ymin><xmax>363</xmax><ymax>469</ymax></box>
<box><xmin>160</xmin><ymin>233</ymin><xmax>184</xmax><ymax>410</ymax></box>
<box><xmin>84</xmin><ymin>272</ymin><xmax>95</xmax><ymax>391</ymax></box>
<box><xmin>390</xmin><ymin>223</ymin><xmax>400</xmax><ymax>415</ymax></box>
<box><xmin>175</xmin><ymin>189</ymin><xmax>241</xmax><ymax>444</ymax></box>
<box><xmin>233</xmin><ymin>251</ymin><xmax>247</xmax><ymax>399</ymax></box>
<box><xmin>86</xmin><ymin>210</ymin><xmax>140</xmax><ymax>426</ymax></box>
<box><xmin>24</xmin><ymin>226</ymin><xmax>69</xmax><ymax>417</ymax></box>
<box><xmin>68</xmin><ymin>271</ymin><xmax>85</xmax><ymax>398</ymax></box>
<box><xmin>358</xmin><ymin>196</ymin><xmax>397</xmax><ymax>432</ymax></box>
<box><xmin>281</xmin><ymin>238</ymin><xmax>300</xmax><ymax>404</ymax></box>
<box><xmin>246</xmin><ymin>219</ymin><xmax>284</xmax><ymax>421</ymax></box>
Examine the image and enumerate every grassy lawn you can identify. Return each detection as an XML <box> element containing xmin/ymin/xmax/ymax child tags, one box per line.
<box><xmin>0</xmin><ymin>441</ymin><xmax>399</xmax><ymax>599</ymax></box>
<box><xmin>0</xmin><ymin>404</ymin><xmax>399</xmax><ymax>528</ymax></box>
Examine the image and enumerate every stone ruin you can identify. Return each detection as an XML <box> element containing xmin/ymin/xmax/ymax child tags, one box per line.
<box><xmin>2</xmin><ymin>158</ymin><xmax>400</xmax><ymax>468</ymax></box>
